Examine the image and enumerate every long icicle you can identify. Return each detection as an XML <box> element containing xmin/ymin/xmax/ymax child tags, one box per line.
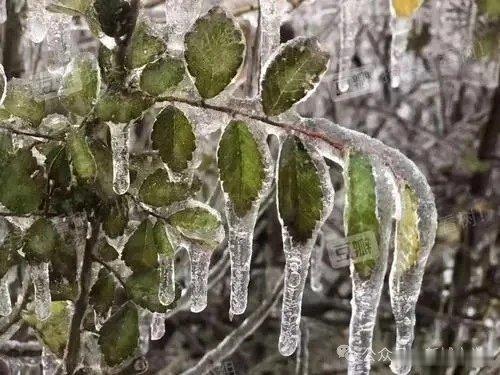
<box><xmin>108</xmin><ymin>122</ymin><xmax>131</xmax><ymax>195</ymax></box>
<box><xmin>338</xmin><ymin>0</ymin><xmax>361</xmax><ymax>93</ymax></box>
<box><xmin>150</xmin><ymin>312</ymin><xmax>166</xmax><ymax>340</ymax></box>
<box><xmin>46</xmin><ymin>13</ymin><xmax>73</xmax><ymax>73</ymax></box>
<box><xmin>0</xmin><ymin>274</ymin><xmax>12</xmax><ymax>317</ymax></box>
<box><xmin>158</xmin><ymin>254</ymin><xmax>175</xmax><ymax>306</ymax></box>
<box><xmin>31</xmin><ymin>262</ymin><xmax>52</xmax><ymax>321</ymax></box>
<box><xmin>188</xmin><ymin>244</ymin><xmax>213</xmax><ymax>313</ymax></box>
<box><xmin>0</xmin><ymin>0</ymin><xmax>6</xmax><ymax>24</ymax></box>
<box><xmin>26</xmin><ymin>0</ymin><xmax>48</xmax><ymax>43</ymax></box>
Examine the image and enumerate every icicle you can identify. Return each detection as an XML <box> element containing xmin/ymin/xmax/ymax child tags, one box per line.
<box><xmin>46</xmin><ymin>13</ymin><xmax>73</xmax><ymax>73</ymax></box>
<box><xmin>0</xmin><ymin>63</ymin><xmax>6</xmax><ymax>106</ymax></box>
<box><xmin>30</xmin><ymin>262</ymin><xmax>52</xmax><ymax>321</ymax></box>
<box><xmin>164</xmin><ymin>0</ymin><xmax>202</xmax><ymax>50</ymax></box>
<box><xmin>259</xmin><ymin>0</ymin><xmax>281</xmax><ymax>73</ymax></box>
<box><xmin>139</xmin><ymin>310</ymin><xmax>152</xmax><ymax>353</ymax></box>
<box><xmin>187</xmin><ymin>244</ymin><xmax>212</xmax><ymax>313</ymax></box>
<box><xmin>309</xmin><ymin>234</ymin><xmax>325</xmax><ymax>293</ymax></box>
<box><xmin>26</xmin><ymin>0</ymin><xmax>48</xmax><ymax>43</ymax></box>
<box><xmin>41</xmin><ymin>346</ymin><xmax>61</xmax><ymax>375</ymax></box>
<box><xmin>108</xmin><ymin>122</ymin><xmax>130</xmax><ymax>195</ymax></box>
<box><xmin>150</xmin><ymin>312</ymin><xmax>166</xmax><ymax>340</ymax></box>
<box><xmin>0</xmin><ymin>275</ymin><xmax>12</xmax><ymax>316</ymax></box>
<box><xmin>158</xmin><ymin>254</ymin><xmax>175</xmax><ymax>306</ymax></box>
<box><xmin>389</xmin><ymin>14</ymin><xmax>411</xmax><ymax>88</ymax></box>
<box><xmin>0</xmin><ymin>0</ymin><xmax>6</xmax><ymax>24</ymax></box>
<box><xmin>338</xmin><ymin>0</ymin><xmax>361</xmax><ymax>93</ymax></box>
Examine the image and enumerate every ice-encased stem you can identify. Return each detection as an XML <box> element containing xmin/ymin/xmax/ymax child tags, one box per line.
<box><xmin>389</xmin><ymin>15</ymin><xmax>411</xmax><ymax>88</ymax></box>
<box><xmin>310</xmin><ymin>235</ymin><xmax>325</xmax><ymax>293</ymax></box>
<box><xmin>31</xmin><ymin>262</ymin><xmax>52</xmax><ymax>321</ymax></box>
<box><xmin>150</xmin><ymin>312</ymin><xmax>166</xmax><ymax>340</ymax></box>
<box><xmin>0</xmin><ymin>0</ymin><xmax>6</xmax><ymax>24</ymax></box>
<box><xmin>108</xmin><ymin>122</ymin><xmax>130</xmax><ymax>195</ymax></box>
<box><xmin>158</xmin><ymin>254</ymin><xmax>175</xmax><ymax>306</ymax></box>
<box><xmin>338</xmin><ymin>0</ymin><xmax>361</xmax><ymax>93</ymax></box>
<box><xmin>27</xmin><ymin>0</ymin><xmax>48</xmax><ymax>43</ymax></box>
<box><xmin>259</xmin><ymin>0</ymin><xmax>281</xmax><ymax>73</ymax></box>
<box><xmin>0</xmin><ymin>275</ymin><xmax>12</xmax><ymax>316</ymax></box>
<box><xmin>164</xmin><ymin>0</ymin><xmax>201</xmax><ymax>49</ymax></box>
<box><xmin>188</xmin><ymin>245</ymin><xmax>212</xmax><ymax>313</ymax></box>
<box><xmin>46</xmin><ymin>13</ymin><xmax>73</xmax><ymax>73</ymax></box>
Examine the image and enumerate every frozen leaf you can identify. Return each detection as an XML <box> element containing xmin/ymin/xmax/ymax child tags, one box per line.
<box><xmin>395</xmin><ymin>184</ymin><xmax>420</xmax><ymax>272</ymax></box>
<box><xmin>217</xmin><ymin>120</ymin><xmax>265</xmax><ymax>218</ymax></box>
<box><xmin>22</xmin><ymin>301</ymin><xmax>72</xmax><ymax>357</ymax></box>
<box><xmin>479</xmin><ymin>0</ymin><xmax>500</xmax><ymax>18</ymax></box>
<box><xmin>96</xmin><ymin>91</ymin><xmax>152</xmax><ymax>123</ymax></box>
<box><xmin>151</xmin><ymin>106</ymin><xmax>196</xmax><ymax>173</ymax></box>
<box><xmin>101</xmin><ymin>196</ymin><xmax>129</xmax><ymax>239</ymax></box>
<box><xmin>278</xmin><ymin>136</ymin><xmax>323</xmax><ymax>244</ymax></box>
<box><xmin>344</xmin><ymin>152</ymin><xmax>380</xmax><ymax>278</ymax></box>
<box><xmin>98</xmin><ymin>301</ymin><xmax>139</xmax><ymax>367</ymax></box>
<box><xmin>97</xmin><ymin>240</ymin><xmax>119</xmax><ymax>262</ymax></box>
<box><xmin>122</xmin><ymin>219</ymin><xmax>159</xmax><ymax>272</ymax></box>
<box><xmin>391</xmin><ymin>0</ymin><xmax>423</xmax><ymax>18</ymax></box>
<box><xmin>184</xmin><ymin>7</ymin><xmax>245</xmax><ymax>99</ymax></box>
<box><xmin>89</xmin><ymin>268</ymin><xmax>116</xmax><ymax>317</ymax></box>
<box><xmin>45</xmin><ymin>145</ymin><xmax>71</xmax><ymax>189</ymax></box>
<box><xmin>126</xmin><ymin>18</ymin><xmax>167</xmax><ymax>69</ymax></box>
<box><xmin>139</xmin><ymin>168</ymin><xmax>193</xmax><ymax>207</ymax></box>
<box><xmin>126</xmin><ymin>269</ymin><xmax>167</xmax><ymax>313</ymax></box>
<box><xmin>67</xmin><ymin>130</ymin><xmax>97</xmax><ymax>183</ymax></box>
<box><xmin>0</xmin><ymin>221</ymin><xmax>23</xmax><ymax>279</ymax></box>
<box><xmin>169</xmin><ymin>206</ymin><xmax>222</xmax><ymax>247</ymax></box>
<box><xmin>24</xmin><ymin>218</ymin><xmax>59</xmax><ymax>264</ymax></box>
<box><xmin>0</xmin><ymin>132</ymin><xmax>12</xmax><ymax>165</ymax></box>
<box><xmin>140</xmin><ymin>56</ymin><xmax>185</xmax><ymax>97</ymax></box>
<box><xmin>89</xmin><ymin>139</ymin><xmax>115</xmax><ymax>199</ymax></box>
<box><xmin>3</xmin><ymin>79</ymin><xmax>46</xmax><ymax>127</ymax></box>
<box><xmin>261</xmin><ymin>38</ymin><xmax>329</xmax><ymax>116</ymax></box>
<box><xmin>153</xmin><ymin>220</ymin><xmax>174</xmax><ymax>258</ymax></box>
<box><xmin>60</xmin><ymin>54</ymin><xmax>100</xmax><ymax>116</ymax></box>
<box><xmin>46</xmin><ymin>0</ymin><xmax>92</xmax><ymax>16</ymax></box>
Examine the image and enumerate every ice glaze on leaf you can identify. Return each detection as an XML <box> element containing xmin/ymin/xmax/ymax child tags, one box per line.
<box><xmin>101</xmin><ymin>196</ymin><xmax>129</xmax><ymax>239</ymax></box>
<box><xmin>140</xmin><ymin>56</ymin><xmax>185</xmax><ymax>97</ymax></box>
<box><xmin>261</xmin><ymin>37</ymin><xmax>329</xmax><ymax>116</ymax></box>
<box><xmin>46</xmin><ymin>145</ymin><xmax>71</xmax><ymax>189</ymax></box>
<box><xmin>24</xmin><ymin>218</ymin><xmax>59</xmax><ymax>264</ymax></box>
<box><xmin>126</xmin><ymin>269</ymin><xmax>167</xmax><ymax>312</ymax></box>
<box><xmin>0</xmin><ymin>220</ymin><xmax>23</xmax><ymax>278</ymax></box>
<box><xmin>344</xmin><ymin>152</ymin><xmax>380</xmax><ymax>278</ymax></box>
<box><xmin>46</xmin><ymin>0</ymin><xmax>92</xmax><ymax>15</ymax></box>
<box><xmin>151</xmin><ymin>106</ymin><xmax>196</xmax><ymax>173</ymax></box>
<box><xmin>122</xmin><ymin>219</ymin><xmax>159</xmax><ymax>272</ymax></box>
<box><xmin>139</xmin><ymin>169</ymin><xmax>192</xmax><ymax>207</ymax></box>
<box><xmin>89</xmin><ymin>139</ymin><xmax>115</xmax><ymax>199</ymax></box>
<box><xmin>277</xmin><ymin>136</ymin><xmax>323</xmax><ymax>244</ymax></box>
<box><xmin>126</xmin><ymin>19</ymin><xmax>167</xmax><ymax>69</ymax></box>
<box><xmin>217</xmin><ymin>120</ymin><xmax>265</xmax><ymax>217</ymax></box>
<box><xmin>60</xmin><ymin>54</ymin><xmax>100</xmax><ymax>116</ymax></box>
<box><xmin>169</xmin><ymin>206</ymin><xmax>222</xmax><ymax>247</ymax></box>
<box><xmin>89</xmin><ymin>268</ymin><xmax>116</xmax><ymax>316</ymax></box>
<box><xmin>395</xmin><ymin>184</ymin><xmax>421</xmax><ymax>272</ymax></box>
<box><xmin>3</xmin><ymin>79</ymin><xmax>46</xmax><ymax>127</ymax></box>
<box><xmin>96</xmin><ymin>91</ymin><xmax>152</xmax><ymax>123</ymax></box>
<box><xmin>98</xmin><ymin>302</ymin><xmax>139</xmax><ymax>367</ymax></box>
<box><xmin>184</xmin><ymin>7</ymin><xmax>245</xmax><ymax>99</ymax></box>
<box><xmin>153</xmin><ymin>220</ymin><xmax>175</xmax><ymax>258</ymax></box>
<box><xmin>67</xmin><ymin>130</ymin><xmax>97</xmax><ymax>183</ymax></box>
<box><xmin>391</xmin><ymin>0</ymin><xmax>423</xmax><ymax>18</ymax></box>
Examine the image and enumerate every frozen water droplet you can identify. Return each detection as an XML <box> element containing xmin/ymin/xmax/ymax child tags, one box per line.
<box><xmin>27</xmin><ymin>0</ymin><xmax>48</xmax><ymax>43</ymax></box>
<box><xmin>46</xmin><ymin>13</ymin><xmax>73</xmax><ymax>73</ymax></box>
<box><xmin>108</xmin><ymin>122</ymin><xmax>131</xmax><ymax>195</ymax></box>
<box><xmin>0</xmin><ymin>0</ymin><xmax>6</xmax><ymax>24</ymax></box>
<box><xmin>0</xmin><ymin>275</ymin><xmax>12</xmax><ymax>316</ymax></box>
<box><xmin>150</xmin><ymin>312</ymin><xmax>165</xmax><ymax>340</ymax></box>
<box><xmin>188</xmin><ymin>244</ymin><xmax>212</xmax><ymax>313</ymax></box>
<box><xmin>31</xmin><ymin>262</ymin><xmax>52</xmax><ymax>321</ymax></box>
<box><xmin>158</xmin><ymin>254</ymin><xmax>175</xmax><ymax>306</ymax></box>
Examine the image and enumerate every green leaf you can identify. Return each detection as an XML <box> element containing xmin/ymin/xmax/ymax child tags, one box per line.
<box><xmin>22</xmin><ymin>301</ymin><xmax>72</xmax><ymax>357</ymax></box>
<box><xmin>45</xmin><ymin>145</ymin><xmax>71</xmax><ymax>189</ymax></box>
<box><xmin>0</xmin><ymin>150</ymin><xmax>43</xmax><ymax>214</ymax></box>
<box><xmin>96</xmin><ymin>91</ymin><xmax>152</xmax><ymax>123</ymax></box>
<box><xmin>46</xmin><ymin>0</ymin><xmax>92</xmax><ymax>15</ymax></box>
<box><xmin>0</xmin><ymin>220</ymin><xmax>23</xmax><ymax>278</ymax></box>
<box><xmin>89</xmin><ymin>139</ymin><xmax>115</xmax><ymax>199</ymax></box>
<box><xmin>101</xmin><ymin>196</ymin><xmax>129</xmax><ymax>239</ymax></box>
<box><xmin>344</xmin><ymin>152</ymin><xmax>380</xmax><ymax>278</ymax></box>
<box><xmin>140</xmin><ymin>56</ymin><xmax>185</xmax><ymax>97</ymax></box>
<box><xmin>217</xmin><ymin>120</ymin><xmax>265</xmax><ymax>217</ymax></box>
<box><xmin>139</xmin><ymin>168</ymin><xmax>193</xmax><ymax>207</ymax></box>
<box><xmin>169</xmin><ymin>205</ymin><xmax>222</xmax><ymax>247</ymax></box>
<box><xmin>60</xmin><ymin>54</ymin><xmax>100</xmax><ymax>116</ymax></box>
<box><xmin>122</xmin><ymin>219</ymin><xmax>159</xmax><ymax>272</ymax></box>
<box><xmin>97</xmin><ymin>240</ymin><xmax>119</xmax><ymax>262</ymax></box>
<box><xmin>67</xmin><ymin>130</ymin><xmax>97</xmax><ymax>183</ymax></box>
<box><xmin>151</xmin><ymin>106</ymin><xmax>196</xmax><ymax>173</ymax></box>
<box><xmin>24</xmin><ymin>218</ymin><xmax>59</xmax><ymax>264</ymax></box>
<box><xmin>277</xmin><ymin>136</ymin><xmax>323</xmax><ymax>244</ymax></box>
<box><xmin>479</xmin><ymin>0</ymin><xmax>500</xmax><ymax>18</ymax></box>
<box><xmin>0</xmin><ymin>132</ymin><xmax>13</xmax><ymax>166</ymax></box>
<box><xmin>89</xmin><ymin>268</ymin><xmax>116</xmax><ymax>316</ymax></box>
<box><xmin>98</xmin><ymin>301</ymin><xmax>139</xmax><ymax>367</ymax></box>
<box><xmin>153</xmin><ymin>220</ymin><xmax>174</xmax><ymax>258</ymax></box>
<box><xmin>395</xmin><ymin>184</ymin><xmax>420</xmax><ymax>272</ymax></box>
<box><xmin>126</xmin><ymin>19</ymin><xmax>167</xmax><ymax>69</ymax></box>
<box><xmin>184</xmin><ymin>7</ymin><xmax>245</xmax><ymax>99</ymax></box>
<box><xmin>261</xmin><ymin>37</ymin><xmax>329</xmax><ymax>116</ymax></box>
<box><xmin>126</xmin><ymin>269</ymin><xmax>166</xmax><ymax>313</ymax></box>
<box><xmin>3</xmin><ymin>79</ymin><xmax>46</xmax><ymax>127</ymax></box>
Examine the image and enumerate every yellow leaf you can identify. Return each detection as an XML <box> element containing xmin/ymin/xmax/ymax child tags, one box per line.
<box><xmin>392</xmin><ymin>0</ymin><xmax>423</xmax><ymax>18</ymax></box>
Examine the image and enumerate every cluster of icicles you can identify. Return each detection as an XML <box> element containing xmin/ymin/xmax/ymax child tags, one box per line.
<box><xmin>0</xmin><ymin>1</ymin><xmax>438</xmax><ymax>375</ymax></box>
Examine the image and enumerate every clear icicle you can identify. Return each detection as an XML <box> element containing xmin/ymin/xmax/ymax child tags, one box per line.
<box><xmin>150</xmin><ymin>312</ymin><xmax>166</xmax><ymax>340</ymax></box>
<box><xmin>0</xmin><ymin>275</ymin><xmax>12</xmax><ymax>316</ymax></box>
<box><xmin>26</xmin><ymin>0</ymin><xmax>48</xmax><ymax>43</ymax></box>
<box><xmin>338</xmin><ymin>0</ymin><xmax>361</xmax><ymax>93</ymax></box>
<box><xmin>164</xmin><ymin>0</ymin><xmax>201</xmax><ymax>49</ymax></box>
<box><xmin>0</xmin><ymin>0</ymin><xmax>6</xmax><ymax>24</ymax></box>
<box><xmin>31</xmin><ymin>262</ymin><xmax>52</xmax><ymax>321</ymax></box>
<box><xmin>310</xmin><ymin>234</ymin><xmax>325</xmax><ymax>293</ymax></box>
<box><xmin>259</xmin><ymin>0</ymin><xmax>281</xmax><ymax>72</ymax></box>
<box><xmin>46</xmin><ymin>13</ymin><xmax>73</xmax><ymax>73</ymax></box>
<box><xmin>0</xmin><ymin>63</ymin><xmax>7</xmax><ymax>106</ymax></box>
<box><xmin>108</xmin><ymin>122</ymin><xmax>130</xmax><ymax>195</ymax></box>
<box><xmin>188</xmin><ymin>244</ymin><xmax>212</xmax><ymax>313</ymax></box>
<box><xmin>158</xmin><ymin>254</ymin><xmax>175</xmax><ymax>306</ymax></box>
<box><xmin>389</xmin><ymin>11</ymin><xmax>412</xmax><ymax>88</ymax></box>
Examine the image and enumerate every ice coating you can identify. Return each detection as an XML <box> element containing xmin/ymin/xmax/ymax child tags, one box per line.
<box><xmin>338</xmin><ymin>0</ymin><xmax>361</xmax><ymax>93</ymax></box>
<box><xmin>108</xmin><ymin>122</ymin><xmax>131</xmax><ymax>195</ymax></box>
<box><xmin>309</xmin><ymin>234</ymin><xmax>325</xmax><ymax>293</ymax></box>
<box><xmin>158</xmin><ymin>254</ymin><xmax>175</xmax><ymax>306</ymax></box>
<box><xmin>42</xmin><ymin>346</ymin><xmax>61</xmax><ymax>375</ymax></box>
<box><xmin>31</xmin><ymin>262</ymin><xmax>52</xmax><ymax>321</ymax></box>
<box><xmin>165</xmin><ymin>0</ymin><xmax>201</xmax><ymax>49</ymax></box>
<box><xmin>389</xmin><ymin>14</ymin><xmax>411</xmax><ymax>88</ymax></box>
<box><xmin>259</xmin><ymin>0</ymin><xmax>281</xmax><ymax>74</ymax></box>
<box><xmin>0</xmin><ymin>0</ymin><xmax>6</xmax><ymax>24</ymax></box>
<box><xmin>0</xmin><ymin>63</ymin><xmax>6</xmax><ymax>106</ymax></box>
<box><xmin>150</xmin><ymin>312</ymin><xmax>166</xmax><ymax>340</ymax></box>
<box><xmin>46</xmin><ymin>13</ymin><xmax>73</xmax><ymax>73</ymax></box>
<box><xmin>277</xmin><ymin>139</ymin><xmax>335</xmax><ymax>356</ymax></box>
<box><xmin>0</xmin><ymin>274</ymin><xmax>12</xmax><ymax>316</ymax></box>
<box><xmin>187</xmin><ymin>244</ymin><xmax>212</xmax><ymax>313</ymax></box>
<box><xmin>27</xmin><ymin>0</ymin><xmax>48</xmax><ymax>43</ymax></box>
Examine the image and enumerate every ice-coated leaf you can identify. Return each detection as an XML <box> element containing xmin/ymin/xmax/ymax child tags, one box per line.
<box><xmin>126</xmin><ymin>269</ymin><xmax>167</xmax><ymax>313</ymax></box>
<box><xmin>277</xmin><ymin>136</ymin><xmax>323</xmax><ymax>244</ymax></box>
<box><xmin>67</xmin><ymin>130</ymin><xmax>97</xmax><ymax>183</ymax></box>
<box><xmin>217</xmin><ymin>120</ymin><xmax>265</xmax><ymax>217</ymax></box>
<box><xmin>139</xmin><ymin>168</ymin><xmax>192</xmax><ymax>207</ymax></box>
<box><xmin>22</xmin><ymin>301</ymin><xmax>72</xmax><ymax>357</ymax></box>
<box><xmin>395</xmin><ymin>184</ymin><xmax>420</xmax><ymax>272</ymax></box>
<box><xmin>261</xmin><ymin>37</ymin><xmax>329</xmax><ymax>116</ymax></box>
<box><xmin>153</xmin><ymin>220</ymin><xmax>174</xmax><ymax>258</ymax></box>
<box><xmin>60</xmin><ymin>54</ymin><xmax>100</xmax><ymax>116</ymax></box>
<box><xmin>0</xmin><ymin>64</ymin><xmax>6</xmax><ymax>105</ymax></box>
<box><xmin>151</xmin><ymin>106</ymin><xmax>196</xmax><ymax>173</ymax></box>
<box><xmin>96</xmin><ymin>91</ymin><xmax>152</xmax><ymax>123</ymax></box>
<box><xmin>0</xmin><ymin>132</ymin><xmax>12</xmax><ymax>165</ymax></box>
<box><xmin>391</xmin><ymin>0</ymin><xmax>423</xmax><ymax>18</ymax></box>
<box><xmin>3</xmin><ymin>79</ymin><xmax>46</xmax><ymax>127</ymax></box>
<box><xmin>98</xmin><ymin>301</ymin><xmax>139</xmax><ymax>367</ymax></box>
<box><xmin>89</xmin><ymin>268</ymin><xmax>116</xmax><ymax>316</ymax></box>
<box><xmin>24</xmin><ymin>218</ymin><xmax>59</xmax><ymax>264</ymax></box>
<box><xmin>169</xmin><ymin>206</ymin><xmax>222</xmax><ymax>247</ymax></box>
<box><xmin>126</xmin><ymin>18</ymin><xmax>167</xmax><ymax>69</ymax></box>
<box><xmin>45</xmin><ymin>145</ymin><xmax>71</xmax><ymax>189</ymax></box>
<box><xmin>46</xmin><ymin>0</ymin><xmax>92</xmax><ymax>15</ymax></box>
<box><xmin>140</xmin><ymin>56</ymin><xmax>185</xmax><ymax>97</ymax></box>
<box><xmin>101</xmin><ymin>196</ymin><xmax>129</xmax><ymax>239</ymax></box>
<box><xmin>0</xmin><ymin>150</ymin><xmax>43</xmax><ymax>214</ymax></box>
<box><xmin>122</xmin><ymin>219</ymin><xmax>159</xmax><ymax>272</ymax></box>
<box><xmin>89</xmin><ymin>138</ymin><xmax>114</xmax><ymax>199</ymax></box>
<box><xmin>184</xmin><ymin>7</ymin><xmax>245</xmax><ymax>99</ymax></box>
<box><xmin>344</xmin><ymin>152</ymin><xmax>380</xmax><ymax>278</ymax></box>
<box><xmin>0</xmin><ymin>220</ymin><xmax>23</xmax><ymax>278</ymax></box>
<box><xmin>97</xmin><ymin>240</ymin><xmax>119</xmax><ymax>262</ymax></box>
